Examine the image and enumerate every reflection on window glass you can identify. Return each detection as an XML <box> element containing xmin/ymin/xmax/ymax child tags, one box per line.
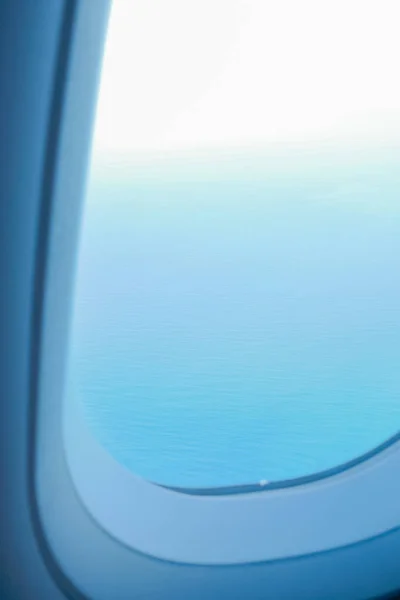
<box><xmin>68</xmin><ymin>0</ymin><xmax>400</xmax><ymax>488</ymax></box>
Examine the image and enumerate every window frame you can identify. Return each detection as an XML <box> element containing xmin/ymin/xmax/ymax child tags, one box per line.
<box><xmin>31</xmin><ymin>0</ymin><xmax>400</xmax><ymax>597</ymax></box>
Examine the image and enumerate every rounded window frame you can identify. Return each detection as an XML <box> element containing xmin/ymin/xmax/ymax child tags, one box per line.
<box><xmin>32</xmin><ymin>0</ymin><xmax>400</xmax><ymax>597</ymax></box>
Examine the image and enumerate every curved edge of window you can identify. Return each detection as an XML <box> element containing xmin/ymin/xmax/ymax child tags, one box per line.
<box><xmin>30</xmin><ymin>0</ymin><xmax>112</xmax><ymax>597</ymax></box>
<box><xmin>31</xmin><ymin>0</ymin><xmax>400</xmax><ymax>597</ymax></box>
<box><xmin>62</xmin><ymin>389</ymin><xmax>400</xmax><ymax>566</ymax></box>
<box><xmin>162</xmin><ymin>430</ymin><xmax>400</xmax><ymax>497</ymax></box>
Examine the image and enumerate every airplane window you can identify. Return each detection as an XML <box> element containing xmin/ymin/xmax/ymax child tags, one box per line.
<box><xmin>67</xmin><ymin>0</ymin><xmax>400</xmax><ymax>489</ymax></box>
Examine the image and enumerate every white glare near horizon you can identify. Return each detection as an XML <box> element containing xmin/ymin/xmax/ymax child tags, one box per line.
<box><xmin>92</xmin><ymin>0</ymin><xmax>400</xmax><ymax>161</ymax></box>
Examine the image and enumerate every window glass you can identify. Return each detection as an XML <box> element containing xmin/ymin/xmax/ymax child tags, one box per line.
<box><xmin>68</xmin><ymin>0</ymin><xmax>400</xmax><ymax>488</ymax></box>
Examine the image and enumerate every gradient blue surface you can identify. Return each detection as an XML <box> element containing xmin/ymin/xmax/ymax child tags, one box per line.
<box><xmin>68</xmin><ymin>143</ymin><xmax>400</xmax><ymax>488</ymax></box>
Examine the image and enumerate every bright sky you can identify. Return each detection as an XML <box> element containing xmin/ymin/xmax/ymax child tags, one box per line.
<box><xmin>92</xmin><ymin>0</ymin><xmax>400</xmax><ymax>157</ymax></box>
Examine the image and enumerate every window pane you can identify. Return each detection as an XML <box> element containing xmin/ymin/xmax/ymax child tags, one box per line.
<box><xmin>68</xmin><ymin>0</ymin><xmax>400</xmax><ymax>488</ymax></box>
